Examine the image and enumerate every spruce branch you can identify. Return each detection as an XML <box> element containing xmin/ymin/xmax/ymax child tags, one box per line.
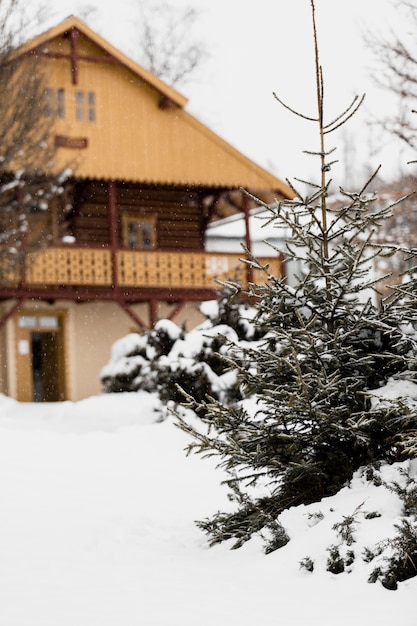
<box><xmin>272</xmin><ymin>91</ymin><xmax>318</xmax><ymax>122</ymax></box>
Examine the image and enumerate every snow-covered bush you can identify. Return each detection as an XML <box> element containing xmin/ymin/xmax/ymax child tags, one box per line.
<box><xmin>100</xmin><ymin>291</ymin><xmax>261</xmax><ymax>410</ymax></box>
<box><xmin>100</xmin><ymin>333</ymin><xmax>150</xmax><ymax>393</ymax></box>
<box><xmin>367</xmin><ymin>463</ymin><xmax>417</xmax><ymax>589</ymax></box>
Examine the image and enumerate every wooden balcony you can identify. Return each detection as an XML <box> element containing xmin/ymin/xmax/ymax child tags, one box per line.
<box><xmin>2</xmin><ymin>247</ymin><xmax>281</xmax><ymax>293</ymax></box>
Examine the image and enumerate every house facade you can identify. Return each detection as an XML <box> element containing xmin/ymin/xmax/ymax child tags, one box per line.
<box><xmin>0</xmin><ymin>16</ymin><xmax>293</xmax><ymax>402</ymax></box>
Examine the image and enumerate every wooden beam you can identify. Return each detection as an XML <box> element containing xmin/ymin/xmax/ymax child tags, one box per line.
<box><xmin>108</xmin><ymin>180</ymin><xmax>119</xmax><ymax>289</ymax></box>
<box><xmin>167</xmin><ymin>301</ymin><xmax>186</xmax><ymax>322</ymax></box>
<box><xmin>0</xmin><ymin>299</ymin><xmax>26</xmax><ymax>330</ymax></box>
<box><xmin>69</xmin><ymin>27</ymin><xmax>79</xmax><ymax>85</ymax></box>
<box><xmin>149</xmin><ymin>298</ymin><xmax>158</xmax><ymax>328</ymax></box>
<box><xmin>29</xmin><ymin>27</ymin><xmax>122</xmax><ymax>83</ymax></box>
<box><xmin>0</xmin><ymin>287</ymin><xmax>219</xmax><ymax>302</ymax></box>
<box><xmin>117</xmin><ymin>300</ymin><xmax>150</xmax><ymax>329</ymax></box>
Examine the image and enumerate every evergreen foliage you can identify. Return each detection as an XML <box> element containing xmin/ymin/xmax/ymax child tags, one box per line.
<box><xmin>100</xmin><ymin>297</ymin><xmax>258</xmax><ymax>410</ymax></box>
<box><xmin>176</xmin><ymin>0</ymin><xmax>417</xmax><ymax>558</ymax></box>
<box><xmin>368</xmin><ymin>463</ymin><xmax>417</xmax><ymax>589</ymax></box>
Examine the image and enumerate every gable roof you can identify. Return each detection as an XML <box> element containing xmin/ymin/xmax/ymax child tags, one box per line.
<box><xmin>18</xmin><ymin>16</ymin><xmax>294</xmax><ymax>198</ymax></box>
<box><xmin>18</xmin><ymin>15</ymin><xmax>188</xmax><ymax>109</ymax></box>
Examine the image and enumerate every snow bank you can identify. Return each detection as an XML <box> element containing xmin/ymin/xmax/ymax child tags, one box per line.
<box><xmin>0</xmin><ymin>393</ymin><xmax>415</xmax><ymax>625</ymax></box>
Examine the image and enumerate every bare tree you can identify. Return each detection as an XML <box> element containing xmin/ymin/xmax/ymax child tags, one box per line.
<box><xmin>135</xmin><ymin>1</ymin><xmax>208</xmax><ymax>87</ymax></box>
<box><xmin>0</xmin><ymin>0</ymin><xmax>66</xmax><ymax>281</ymax></box>
<box><xmin>365</xmin><ymin>0</ymin><xmax>417</xmax><ymax>151</ymax></box>
<box><xmin>0</xmin><ymin>1</ymin><xmax>55</xmax><ymax>168</ymax></box>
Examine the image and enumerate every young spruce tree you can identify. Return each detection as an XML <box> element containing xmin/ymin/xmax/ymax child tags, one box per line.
<box><xmin>177</xmin><ymin>0</ymin><xmax>417</xmax><ymax>552</ymax></box>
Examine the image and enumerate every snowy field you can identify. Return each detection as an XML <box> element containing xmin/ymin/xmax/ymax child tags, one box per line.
<box><xmin>0</xmin><ymin>391</ymin><xmax>415</xmax><ymax>625</ymax></box>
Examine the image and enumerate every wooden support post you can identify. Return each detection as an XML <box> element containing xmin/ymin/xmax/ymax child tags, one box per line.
<box><xmin>108</xmin><ymin>181</ymin><xmax>119</xmax><ymax>290</ymax></box>
<box><xmin>17</xmin><ymin>186</ymin><xmax>28</xmax><ymax>290</ymax></box>
<box><xmin>149</xmin><ymin>299</ymin><xmax>158</xmax><ymax>328</ymax></box>
<box><xmin>243</xmin><ymin>193</ymin><xmax>253</xmax><ymax>286</ymax></box>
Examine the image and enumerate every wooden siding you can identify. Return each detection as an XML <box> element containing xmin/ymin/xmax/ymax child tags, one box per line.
<box><xmin>116</xmin><ymin>185</ymin><xmax>203</xmax><ymax>250</ymax></box>
<box><xmin>20</xmin><ymin>16</ymin><xmax>187</xmax><ymax>108</ymax></box>
<box><xmin>59</xmin><ymin>182</ymin><xmax>204</xmax><ymax>249</ymax></box>
<box><xmin>18</xmin><ymin>18</ymin><xmax>294</xmax><ymax>197</ymax></box>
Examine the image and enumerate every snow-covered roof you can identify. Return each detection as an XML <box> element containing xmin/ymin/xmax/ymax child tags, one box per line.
<box><xmin>206</xmin><ymin>208</ymin><xmax>288</xmax><ymax>242</ymax></box>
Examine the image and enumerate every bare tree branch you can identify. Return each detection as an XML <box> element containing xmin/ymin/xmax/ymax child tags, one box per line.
<box><xmin>135</xmin><ymin>1</ymin><xmax>208</xmax><ymax>87</ymax></box>
<box><xmin>365</xmin><ymin>0</ymin><xmax>417</xmax><ymax>150</ymax></box>
<box><xmin>0</xmin><ymin>0</ymin><xmax>66</xmax><ymax>279</ymax></box>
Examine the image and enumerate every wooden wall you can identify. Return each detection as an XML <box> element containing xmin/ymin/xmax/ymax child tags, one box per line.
<box><xmin>32</xmin><ymin>24</ymin><xmax>293</xmax><ymax>196</ymax></box>
<box><xmin>58</xmin><ymin>181</ymin><xmax>205</xmax><ymax>250</ymax></box>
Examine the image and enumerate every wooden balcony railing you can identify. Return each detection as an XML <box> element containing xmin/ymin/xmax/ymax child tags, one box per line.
<box><xmin>26</xmin><ymin>247</ymin><xmax>112</xmax><ymax>286</ymax></box>
<box><xmin>3</xmin><ymin>247</ymin><xmax>281</xmax><ymax>290</ymax></box>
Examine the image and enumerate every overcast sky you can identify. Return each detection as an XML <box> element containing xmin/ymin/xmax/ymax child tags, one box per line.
<box><xmin>34</xmin><ymin>0</ymin><xmax>412</xmax><ymax>187</ymax></box>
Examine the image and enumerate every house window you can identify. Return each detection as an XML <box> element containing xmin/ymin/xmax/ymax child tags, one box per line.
<box><xmin>75</xmin><ymin>90</ymin><xmax>84</xmax><ymax>120</ymax></box>
<box><xmin>45</xmin><ymin>88</ymin><xmax>65</xmax><ymax>118</ymax></box>
<box><xmin>75</xmin><ymin>90</ymin><xmax>96</xmax><ymax>122</ymax></box>
<box><xmin>18</xmin><ymin>316</ymin><xmax>37</xmax><ymax>328</ymax></box>
<box><xmin>88</xmin><ymin>92</ymin><xmax>96</xmax><ymax>121</ymax></box>
<box><xmin>18</xmin><ymin>315</ymin><xmax>59</xmax><ymax>329</ymax></box>
<box><xmin>123</xmin><ymin>216</ymin><xmax>156</xmax><ymax>249</ymax></box>
<box><xmin>57</xmin><ymin>88</ymin><xmax>65</xmax><ymax>118</ymax></box>
<box><xmin>45</xmin><ymin>88</ymin><xmax>53</xmax><ymax>116</ymax></box>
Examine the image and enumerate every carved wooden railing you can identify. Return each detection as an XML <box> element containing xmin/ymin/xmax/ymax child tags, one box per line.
<box><xmin>3</xmin><ymin>247</ymin><xmax>281</xmax><ymax>290</ymax></box>
<box><xmin>26</xmin><ymin>247</ymin><xmax>112</xmax><ymax>286</ymax></box>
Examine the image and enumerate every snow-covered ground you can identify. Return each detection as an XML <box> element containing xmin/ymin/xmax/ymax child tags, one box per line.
<box><xmin>0</xmin><ymin>391</ymin><xmax>415</xmax><ymax>625</ymax></box>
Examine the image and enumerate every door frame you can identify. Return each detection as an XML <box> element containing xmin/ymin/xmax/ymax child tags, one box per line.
<box><xmin>15</xmin><ymin>308</ymin><xmax>67</xmax><ymax>402</ymax></box>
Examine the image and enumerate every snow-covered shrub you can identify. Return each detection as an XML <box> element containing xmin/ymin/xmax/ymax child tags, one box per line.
<box><xmin>100</xmin><ymin>293</ymin><xmax>260</xmax><ymax>410</ymax></box>
<box><xmin>100</xmin><ymin>333</ymin><xmax>149</xmax><ymax>393</ymax></box>
<box><xmin>369</xmin><ymin>519</ymin><xmax>417</xmax><ymax>589</ymax></box>
<box><xmin>326</xmin><ymin>546</ymin><xmax>346</xmax><ymax>574</ymax></box>
<box><xmin>367</xmin><ymin>464</ymin><xmax>417</xmax><ymax>589</ymax></box>
<box><xmin>146</xmin><ymin>319</ymin><xmax>183</xmax><ymax>358</ymax></box>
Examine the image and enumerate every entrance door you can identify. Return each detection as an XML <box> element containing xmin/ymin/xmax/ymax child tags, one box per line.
<box><xmin>16</xmin><ymin>312</ymin><xmax>66</xmax><ymax>402</ymax></box>
<box><xmin>31</xmin><ymin>331</ymin><xmax>60</xmax><ymax>402</ymax></box>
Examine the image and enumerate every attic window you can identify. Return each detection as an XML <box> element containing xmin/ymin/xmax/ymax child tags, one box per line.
<box><xmin>75</xmin><ymin>90</ymin><xmax>96</xmax><ymax>122</ymax></box>
<box><xmin>45</xmin><ymin>88</ymin><xmax>65</xmax><ymax>118</ymax></box>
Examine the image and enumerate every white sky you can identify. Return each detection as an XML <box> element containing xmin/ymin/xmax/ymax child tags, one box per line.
<box><xmin>34</xmin><ymin>0</ymin><xmax>413</xmax><ymax>186</ymax></box>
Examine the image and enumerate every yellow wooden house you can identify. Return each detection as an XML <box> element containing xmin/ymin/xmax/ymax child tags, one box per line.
<box><xmin>0</xmin><ymin>16</ymin><xmax>293</xmax><ymax>402</ymax></box>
